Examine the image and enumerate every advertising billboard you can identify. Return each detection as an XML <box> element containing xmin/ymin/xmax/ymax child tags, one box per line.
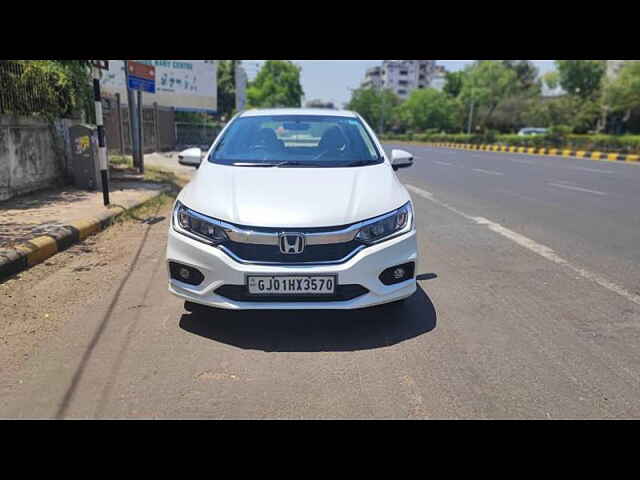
<box><xmin>101</xmin><ymin>60</ymin><xmax>217</xmax><ymax>112</ymax></box>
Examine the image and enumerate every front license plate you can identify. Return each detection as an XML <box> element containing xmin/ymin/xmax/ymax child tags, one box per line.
<box><xmin>247</xmin><ymin>275</ymin><xmax>336</xmax><ymax>295</ymax></box>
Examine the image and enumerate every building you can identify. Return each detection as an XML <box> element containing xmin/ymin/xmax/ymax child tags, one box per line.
<box><xmin>607</xmin><ymin>60</ymin><xmax>639</xmax><ymax>79</ymax></box>
<box><xmin>430</xmin><ymin>65</ymin><xmax>447</xmax><ymax>91</ymax></box>
<box><xmin>361</xmin><ymin>60</ymin><xmax>440</xmax><ymax>100</ymax></box>
<box><xmin>362</xmin><ymin>66</ymin><xmax>383</xmax><ymax>89</ymax></box>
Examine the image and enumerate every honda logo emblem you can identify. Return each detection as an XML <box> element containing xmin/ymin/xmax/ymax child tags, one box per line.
<box><xmin>279</xmin><ymin>233</ymin><xmax>305</xmax><ymax>254</ymax></box>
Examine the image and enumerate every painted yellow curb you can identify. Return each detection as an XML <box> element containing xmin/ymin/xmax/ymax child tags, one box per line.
<box><xmin>71</xmin><ymin>218</ymin><xmax>101</xmax><ymax>241</ymax></box>
<box><xmin>26</xmin><ymin>236</ymin><xmax>58</xmax><ymax>266</ymax></box>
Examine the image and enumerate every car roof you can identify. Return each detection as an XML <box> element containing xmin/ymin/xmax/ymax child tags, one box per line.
<box><xmin>238</xmin><ymin>108</ymin><xmax>358</xmax><ymax>118</ymax></box>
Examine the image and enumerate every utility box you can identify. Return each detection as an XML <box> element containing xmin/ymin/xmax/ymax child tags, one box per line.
<box><xmin>69</xmin><ymin>125</ymin><xmax>106</xmax><ymax>190</ymax></box>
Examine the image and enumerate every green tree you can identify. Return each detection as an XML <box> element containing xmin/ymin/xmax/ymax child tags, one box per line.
<box><xmin>542</xmin><ymin>71</ymin><xmax>560</xmax><ymax>91</ymax></box>
<box><xmin>397</xmin><ymin>88</ymin><xmax>459</xmax><ymax>132</ymax></box>
<box><xmin>601</xmin><ymin>61</ymin><xmax>640</xmax><ymax>132</ymax></box>
<box><xmin>246</xmin><ymin>60</ymin><xmax>304</xmax><ymax>108</ymax></box>
<box><xmin>217</xmin><ymin>60</ymin><xmax>237</xmax><ymax>119</ymax></box>
<box><xmin>459</xmin><ymin>61</ymin><xmax>519</xmax><ymax>130</ymax></box>
<box><xmin>345</xmin><ymin>87</ymin><xmax>401</xmax><ymax>133</ymax></box>
<box><xmin>555</xmin><ymin>60</ymin><xmax>606</xmax><ymax>99</ymax></box>
<box><xmin>443</xmin><ymin>71</ymin><xmax>466</xmax><ymax>98</ymax></box>
<box><xmin>501</xmin><ymin>60</ymin><xmax>540</xmax><ymax>92</ymax></box>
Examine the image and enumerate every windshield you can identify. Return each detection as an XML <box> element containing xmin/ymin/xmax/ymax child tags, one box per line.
<box><xmin>208</xmin><ymin>115</ymin><xmax>383</xmax><ymax>167</ymax></box>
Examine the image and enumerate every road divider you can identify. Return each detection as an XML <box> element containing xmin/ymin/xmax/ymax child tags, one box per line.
<box><xmin>418</xmin><ymin>142</ymin><xmax>640</xmax><ymax>165</ymax></box>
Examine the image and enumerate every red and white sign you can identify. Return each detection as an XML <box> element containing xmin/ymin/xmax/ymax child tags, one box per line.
<box><xmin>127</xmin><ymin>61</ymin><xmax>155</xmax><ymax>80</ymax></box>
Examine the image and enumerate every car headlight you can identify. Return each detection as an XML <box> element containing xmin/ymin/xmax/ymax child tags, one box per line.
<box><xmin>356</xmin><ymin>202</ymin><xmax>413</xmax><ymax>244</ymax></box>
<box><xmin>173</xmin><ymin>201</ymin><xmax>229</xmax><ymax>245</ymax></box>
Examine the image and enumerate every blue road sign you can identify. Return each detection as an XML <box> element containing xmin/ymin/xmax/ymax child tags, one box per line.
<box><xmin>128</xmin><ymin>75</ymin><xmax>156</xmax><ymax>93</ymax></box>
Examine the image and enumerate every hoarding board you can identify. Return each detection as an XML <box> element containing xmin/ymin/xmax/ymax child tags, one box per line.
<box><xmin>101</xmin><ymin>60</ymin><xmax>217</xmax><ymax>112</ymax></box>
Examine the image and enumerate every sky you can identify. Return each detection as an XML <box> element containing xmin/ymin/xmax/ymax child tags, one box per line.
<box><xmin>243</xmin><ymin>60</ymin><xmax>557</xmax><ymax>107</ymax></box>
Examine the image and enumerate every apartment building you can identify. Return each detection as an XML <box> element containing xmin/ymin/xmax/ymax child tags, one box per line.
<box><xmin>607</xmin><ymin>60</ymin><xmax>639</xmax><ymax>78</ymax></box>
<box><xmin>361</xmin><ymin>60</ymin><xmax>440</xmax><ymax>99</ymax></box>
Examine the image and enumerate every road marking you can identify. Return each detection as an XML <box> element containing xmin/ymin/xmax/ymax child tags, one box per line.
<box><xmin>472</xmin><ymin>168</ymin><xmax>504</xmax><ymax>176</ymax></box>
<box><xmin>569</xmin><ymin>166</ymin><xmax>615</xmax><ymax>174</ymax></box>
<box><xmin>547</xmin><ymin>182</ymin><xmax>607</xmax><ymax>196</ymax></box>
<box><xmin>406</xmin><ymin>184</ymin><xmax>640</xmax><ymax>307</ymax></box>
<box><xmin>433</xmin><ymin>160</ymin><xmax>453</xmax><ymax>166</ymax></box>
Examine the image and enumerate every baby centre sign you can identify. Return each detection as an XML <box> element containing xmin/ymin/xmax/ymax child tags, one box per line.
<box><xmin>101</xmin><ymin>60</ymin><xmax>217</xmax><ymax>112</ymax></box>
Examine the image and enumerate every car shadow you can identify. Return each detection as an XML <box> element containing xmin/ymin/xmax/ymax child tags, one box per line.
<box><xmin>178</xmin><ymin>284</ymin><xmax>437</xmax><ymax>352</ymax></box>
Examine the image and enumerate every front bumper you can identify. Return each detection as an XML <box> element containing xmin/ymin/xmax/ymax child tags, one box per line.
<box><xmin>166</xmin><ymin>227</ymin><xmax>418</xmax><ymax>310</ymax></box>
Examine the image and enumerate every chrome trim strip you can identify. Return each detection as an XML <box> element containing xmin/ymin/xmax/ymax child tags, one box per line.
<box><xmin>180</xmin><ymin>204</ymin><xmax>406</xmax><ymax>246</ymax></box>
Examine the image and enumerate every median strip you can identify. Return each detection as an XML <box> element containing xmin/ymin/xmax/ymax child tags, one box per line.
<box><xmin>423</xmin><ymin>142</ymin><xmax>640</xmax><ymax>165</ymax></box>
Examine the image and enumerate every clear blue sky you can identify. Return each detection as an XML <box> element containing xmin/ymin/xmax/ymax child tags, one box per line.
<box><xmin>243</xmin><ymin>60</ymin><xmax>557</xmax><ymax>107</ymax></box>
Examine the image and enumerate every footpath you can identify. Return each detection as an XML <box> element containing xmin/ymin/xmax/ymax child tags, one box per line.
<box><xmin>0</xmin><ymin>151</ymin><xmax>192</xmax><ymax>280</ymax></box>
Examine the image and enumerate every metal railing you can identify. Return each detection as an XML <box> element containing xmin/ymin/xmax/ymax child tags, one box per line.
<box><xmin>0</xmin><ymin>60</ymin><xmax>52</xmax><ymax>115</ymax></box>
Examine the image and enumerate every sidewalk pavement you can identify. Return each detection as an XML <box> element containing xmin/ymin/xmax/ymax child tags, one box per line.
<box><xmin>0</xmin><ymin>180</ymin><xmax>167</xmax><ymax>249</ymax></box>
<box><xmin>0</xmin><ymin>152</ymin><xmax>194</xmax><ymax>279</ymax></box>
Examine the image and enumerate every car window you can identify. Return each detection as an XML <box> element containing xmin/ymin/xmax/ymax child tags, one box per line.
<box><xmin>209</xmin><ymin>115</ymin><xmax>383</xmax><ymax>167</ymax></box>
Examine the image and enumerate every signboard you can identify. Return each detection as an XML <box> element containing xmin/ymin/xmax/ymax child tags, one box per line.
<box><xmin>101</xmin><ymin>60</ymin><xmax>217</xmax><ymax>112</ymax></box>
<box><xmin>127</xmin><ymin>61</ymin><xmax>156</xmax><ymax>93</ymax></box>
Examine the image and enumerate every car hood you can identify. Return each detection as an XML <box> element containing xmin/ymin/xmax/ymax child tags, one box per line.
<box><xmin>178</xmin><ymin>162</ymin><xmax>410</xmax><ymax>228</ymax></box>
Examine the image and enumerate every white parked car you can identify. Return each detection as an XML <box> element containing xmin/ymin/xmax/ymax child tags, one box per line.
<box><xmin>517</xmin><ymin>127</ymin><xmax>547</xmax><ymax>136</ymax></box>
<box><xmin>167</xmin><ymin>108</ymin><xmax>418</xmax><ymax>310</ymax></box>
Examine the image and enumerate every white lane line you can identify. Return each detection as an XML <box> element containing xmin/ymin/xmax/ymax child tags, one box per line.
<box><xmin>473</xmin><ymin>168</ymin><xmax>504</xmax><ymax>176</ymax></box>
<box><xmin>433</xmin><ymin>160</ymin><xmax>453</xmax><ymax>166</ymax></box>
<box><xmin>547</xmin><ymin>182</ymin><xmax>607</xmax><ymax>196</ymax></box>
<box><xmin>569</xmin><ymin>166</ymin><xmax>615</xmax><ymax>174</ymax></box>
<box><xmin>406</xmin><ymin>184</ymin><xmax>640</xmax><ymax>307</ymax></box>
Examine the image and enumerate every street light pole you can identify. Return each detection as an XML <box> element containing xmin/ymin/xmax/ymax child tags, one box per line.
<box><xmin>467</xmin><ymin>100</ymin><xmax>475</xmax><ymax>135</ymax></box>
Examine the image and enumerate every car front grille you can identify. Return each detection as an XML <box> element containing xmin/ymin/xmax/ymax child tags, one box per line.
<box><xmin>220</xmin><ymin>239</ymin><xmax>364</xmax><ymax>264</ymax></box>
<box><xmin>215</xmin><ymin>284</ymin><xmax>369</xmax><ymax>302</ymax></box>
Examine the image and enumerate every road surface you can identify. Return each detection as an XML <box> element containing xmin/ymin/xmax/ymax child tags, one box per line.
<box><xmin>1</xmin><ymin>146</ymin><xmax>639</xmax><ymax>419</ymax></box>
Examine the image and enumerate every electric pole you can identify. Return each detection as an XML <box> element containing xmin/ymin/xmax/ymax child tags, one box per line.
<box><xmin>91</xmin><ymin>64</ymin><xmax>110</xmax><ymax>206</ymax></box>
<box><xmin>467</xmin><ymin>100</ymin><xmax>475</xmax><ymax>135</ymax></box>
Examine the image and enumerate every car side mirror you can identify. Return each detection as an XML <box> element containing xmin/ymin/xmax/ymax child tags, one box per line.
<box><xmin>391</xmin><ymin>149</ymin><xmax>414</xmax><ymax>171</ymax></box>
<box><xmin>178</xmin><ymin>147</ymin><xmax>203</xmax><ymax>168</ymax></box>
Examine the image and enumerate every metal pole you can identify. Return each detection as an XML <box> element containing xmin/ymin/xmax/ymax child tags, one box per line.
<box><xmin>467</xmin><ymin>100</ymin><xmax>475</xmax><ymax>135</ymax></box>
<box><xmin>154</xmin><ymin>101</ymin><xmax>160</xmax><ymax>153</ymax></box>
<box><xmin>92</xmin><ymin>67</ymin><xmax>110</xmax><ymax>206</ymax></box>
<box><xmin>115</xmin><ymin>92</ymin><xmax>125</xmax><ymax>158</ymax></box>
<box><xmin>124</xmin><ymin>60</ymin><xmax>140</xmax><ymax>169</ymax></box>
<box><xmin>137</xmin><ymin>89</ymin><xmax>144</xmax><ymax>173</ymax></box>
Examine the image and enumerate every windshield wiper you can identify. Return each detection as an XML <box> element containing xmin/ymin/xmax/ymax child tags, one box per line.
<box><xmin>344</xmin><ymin>160</ymin><xmax>375</xmax><ymax>167</ymax></box>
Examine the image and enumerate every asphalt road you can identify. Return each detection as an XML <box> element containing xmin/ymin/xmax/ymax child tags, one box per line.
<box><xmin>1</xmin><ymin>146</ymin><xmax>639</xmax><ymax>419</ymax></box>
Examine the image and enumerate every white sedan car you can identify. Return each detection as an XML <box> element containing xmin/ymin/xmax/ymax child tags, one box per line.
<box><xmin>168</xmin><ymin>108</ymin><xmax>418</xmax><ymax>310</ymax></box>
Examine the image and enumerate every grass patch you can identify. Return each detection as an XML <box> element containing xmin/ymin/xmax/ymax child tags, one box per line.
<box><xmin>110</xmin><ymin>154</ymin><xmax>134</xmax><ymax>167</ymax></box>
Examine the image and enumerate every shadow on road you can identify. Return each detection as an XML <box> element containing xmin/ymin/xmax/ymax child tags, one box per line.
<box><xmin>178</xmin><ymin>284</ymin><xmax>437</xmax><ymax>352</ymax></box>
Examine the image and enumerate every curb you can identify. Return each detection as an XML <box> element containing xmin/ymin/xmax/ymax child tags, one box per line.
<box><xmin>0</xmin><ymin>187</ymin><xmax>171</xmax><ymax>281</ymax></box>
<box><xmin>423</xmin><ymin>142</ymin><xmax>640</xmax><ymax>164</ymax></box>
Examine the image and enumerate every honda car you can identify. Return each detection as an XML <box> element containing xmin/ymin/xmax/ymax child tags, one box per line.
<box><xmin>168</xmin><ymin>108</ymin><xmax>417</xmax><ymax>310</ymax></box>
